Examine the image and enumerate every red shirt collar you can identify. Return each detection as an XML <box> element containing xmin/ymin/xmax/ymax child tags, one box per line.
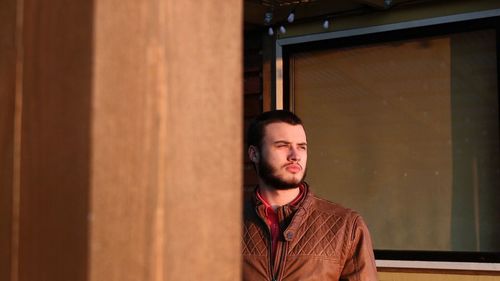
<box><xmin>256</xmin><ymin>183</ymin><xmax>305</xmax><ymax>209</ymax></box>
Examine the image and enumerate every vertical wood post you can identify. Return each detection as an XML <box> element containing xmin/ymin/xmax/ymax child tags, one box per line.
<box><xmin>1</xmin><ymin>0</ymin><xmax>242</xmax><ymax>280</ymax></box>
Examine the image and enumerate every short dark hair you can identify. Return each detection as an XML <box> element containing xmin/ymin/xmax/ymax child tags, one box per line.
<box><xmin>246</xmin><ymin>110</ymin><xmax>304</xmax><ymax>150</ymax></box>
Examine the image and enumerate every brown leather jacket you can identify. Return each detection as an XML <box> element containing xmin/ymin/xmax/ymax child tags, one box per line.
<box><xmin>242</xmin><ymin>184</ymin><xmax>378</xmax><ymax>281</ymax></box>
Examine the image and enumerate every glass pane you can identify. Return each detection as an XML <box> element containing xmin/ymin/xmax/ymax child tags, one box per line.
<box><xmin>292</xmin><ymin>29</ymin><xmax>500</xmax><ymax>252</ymax></box>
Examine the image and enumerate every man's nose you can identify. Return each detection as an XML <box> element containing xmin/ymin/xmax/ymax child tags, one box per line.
<box><xmin>288</xmin><ymin>146</ymin><xmax>300</xmax><ymax>161</ymax></box>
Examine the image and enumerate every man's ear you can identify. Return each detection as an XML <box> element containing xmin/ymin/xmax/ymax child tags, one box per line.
<box><xmin>248</xmin><ymin>145</ymin><xmax>259</xmax><ymax>164</ymax></box>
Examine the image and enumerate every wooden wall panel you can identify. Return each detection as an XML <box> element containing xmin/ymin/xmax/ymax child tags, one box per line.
<box><xmin>2</xmin><ymin>0</ymin><xmax>242</xmax><ymax>280</ymax></box>
<box><xmin>18</xmin><ymin>1</ymin><xmax>94</xmax><ymax>280</ymax></box>
<box><xmin>90</xmin><ymin>1</ymin><xmax>242</xmax><ymax>281</ymax></box>
<box><xmin>161</xmin><ymin>2</ymin><xmax>242</xmax><ymax>280</ymax></box>
<box><xmin>0</xmin><ymin>0</ymin><xmax>17</xmax><ymax>279</ymax></box>
<box><xmin>89</xmin><ymin>2</ymin><xmax>162</xmax><ymax>279</ymax></box>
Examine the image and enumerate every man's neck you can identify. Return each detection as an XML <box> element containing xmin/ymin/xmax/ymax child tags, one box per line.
<box><xmin>258</xmin><ymin>182</ymin><xmax>300</xmax><ymax>211</ymax></box>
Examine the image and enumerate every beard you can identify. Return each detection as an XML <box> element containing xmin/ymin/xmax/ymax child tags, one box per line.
<box><xmin>257</xmin><ymin>157</ymin><xmax>306</xmax><ymax>190</ymax></box>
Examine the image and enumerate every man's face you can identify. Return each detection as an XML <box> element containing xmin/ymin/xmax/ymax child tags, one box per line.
<box><xmin>255</xmin><ymin>122</ymin><xmax>308</xmax><ymax>190</ymax></box>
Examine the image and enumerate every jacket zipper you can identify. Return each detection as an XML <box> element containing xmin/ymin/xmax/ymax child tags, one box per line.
<box><xmin>269</xmin><ymin>231</ymin><xmax>275</xmax><ymax>281</ymax></box>
<box><xmin>256</xmin><ymin>206</ymin><xmax>286</xmax><ymax>281</ymax></box>
<box><xmin>272</xmin><ymin>207</ymin><xmax>282</xmax><ymax>281</ymax></box>
<box><xmin>256</xmin><ymin>206</ymin><xmax>276</xmax><ymax>281</ymax></box>
<box><xmin>274</xmin><ymin>207</ymin><xmax>288</xmax><ymax>281</ymax></box>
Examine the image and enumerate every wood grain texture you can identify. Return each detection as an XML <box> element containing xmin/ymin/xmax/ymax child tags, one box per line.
<box><xmin>90</xmin><ymin>0</ymin><xmax>242</xmax><ymax>280</ymax></box>
<box><xmin>0</xmin><ymin>0</ymin><xmax>17</xmax><ymax>279</ymax></box>
<box><xmin>161</xmin><ymin>2</ymin><xmax>242</xmax><ymax>280</ymax></box>
<box><xmin>17</xmin><ymin>1</ymin><xmax>93</xmax><ymax>280</ymax></box>
<box><xmin>4</xmin><ymin>0</ymin><xmax>242</xmax><ymax>280</ymax></box>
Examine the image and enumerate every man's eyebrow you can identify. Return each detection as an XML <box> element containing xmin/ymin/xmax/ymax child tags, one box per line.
<box><xmin>273</xmin><ymin>140</ymin><xmax>307</xmax><ymax>145</ymax></box>
<box><xmin>273</xmin><ymin>140</ymin><xmax>291</xmax><ymax>144</ymax></box>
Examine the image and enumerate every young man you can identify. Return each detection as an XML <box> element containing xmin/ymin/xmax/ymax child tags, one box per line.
<box><xmin>243</xmin><ymin>110</ymin><xmax>378</xmax><ymax>281</ymax></box>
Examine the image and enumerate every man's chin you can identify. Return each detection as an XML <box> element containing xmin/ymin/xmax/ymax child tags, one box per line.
<box><xmin>272</xmin><ymin>183</ymin><xmax>301</xmax><ymax>190</ymax></box>
<box><xmin>263</xmin><ymin>176</ymin><xmax>303</xmax><ymax>190</ymax></box>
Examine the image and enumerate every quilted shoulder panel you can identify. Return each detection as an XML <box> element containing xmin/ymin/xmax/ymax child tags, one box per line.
<box><xmin>287</xmin><ymin>197</ymin><xmax>357</xmax><ymax>260</ymax></box>
<box><xmin>242</xmin><ymin>219</ymin><xmax>268</xmax><ymax>256</ymax></box>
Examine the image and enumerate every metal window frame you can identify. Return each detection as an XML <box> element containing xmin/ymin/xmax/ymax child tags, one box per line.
<box><xmin>274</xmin><ymin>8</ymin><xmax>500</xmax><ymax>270</ymax></box>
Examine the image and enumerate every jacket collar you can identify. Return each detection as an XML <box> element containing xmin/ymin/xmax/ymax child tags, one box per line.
<box><xmin>253</xmin><ymin>182</ymin><xmax>309</xmax><ymax>212</ymax></box>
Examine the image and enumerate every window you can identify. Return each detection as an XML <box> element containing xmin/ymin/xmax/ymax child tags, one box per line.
<box><xmin>279</xmin><ymin>13</ymin><xmax>500</xmax><ymax>263</ymax></box>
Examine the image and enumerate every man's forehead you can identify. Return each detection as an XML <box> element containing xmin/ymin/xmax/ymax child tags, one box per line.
<box><xmin>263</xmin><ymin>122</ymin><xmax>307</xmax><ymax>141</ymax></box>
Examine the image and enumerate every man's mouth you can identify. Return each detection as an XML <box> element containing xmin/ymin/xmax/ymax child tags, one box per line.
<box><xmin>285</xmin><ymin>163</ymin><xmax>301</xmax><ymax>173</ymax></box>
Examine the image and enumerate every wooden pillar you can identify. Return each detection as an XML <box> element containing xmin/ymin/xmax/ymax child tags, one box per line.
<box><xmin>1</xmin><ymin>0</ymin><xmax>242</xmax><ymax>280</ymax></box>
<box><xmin>91</xmin><ymin>1</ymin><xmax>242</xmax><ymax>280</ymax></box>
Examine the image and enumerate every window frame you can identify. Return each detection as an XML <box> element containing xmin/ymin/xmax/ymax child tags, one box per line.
<box><xmin>275</xmin><ymin>8</ymin><xmax>500</xmax><ymax>269</ymax></box>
